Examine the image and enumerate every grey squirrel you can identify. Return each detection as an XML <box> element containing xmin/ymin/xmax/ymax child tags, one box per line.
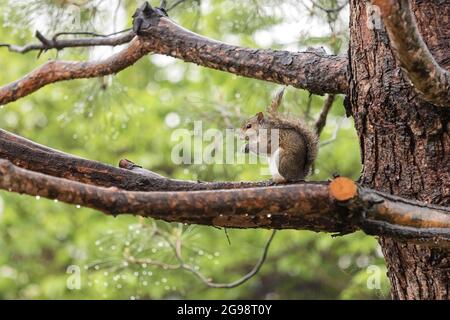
<box><xmin>240</xmin><ymin>88</ymin><xmax>318</xmax><ymax>182</ymax></box>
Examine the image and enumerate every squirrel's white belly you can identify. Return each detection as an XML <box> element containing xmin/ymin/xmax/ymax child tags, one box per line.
<box><xmin>268</xmin><ymin>148</ymin><xmax>285</xmax><ymax>183</ymax></box>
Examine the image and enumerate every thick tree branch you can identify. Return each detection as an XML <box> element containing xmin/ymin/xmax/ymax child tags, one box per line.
<box><xmin>1</xmin><ymin>129</ymin><xmax>449</xmax><ymax>244</ymax></box>
<box><xmin>0</xmin><ymin>159</ymin><xmax>352</xmax><ymax>232</ymax></box>
<box><xmin>134</xmin><ymin>4</ymin><xmax>348</xmax><ymax>95</ymax></box>
<box><xmin>372</xmin><ymin>0</ymin><xmax>450</xmax><ymax>107</ymax></box>
<box><xmin>0</xmin><ymin>3</ymin><xmax>348</xmax><ymax>105</ymax></box>
<box><xmin>0</xmin><ymin>143</ymin><xmax>449</xmax><ymax>244</ymax></box>
<box><xmin>0</xmin><ymin>129</ymin><xmax>269</xmax><ymax>191</ymax></box>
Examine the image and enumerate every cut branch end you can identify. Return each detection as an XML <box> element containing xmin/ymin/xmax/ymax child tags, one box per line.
<box><xmin>329</xmin><ymin>177</ymin><xmax>358</xmax><ymax>201</ymax></box>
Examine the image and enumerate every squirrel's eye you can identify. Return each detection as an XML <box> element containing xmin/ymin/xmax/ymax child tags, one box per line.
<box><xmin>246</xmin><ymin>123</ymin><xmax>252</xmax><ymax>129</ymax></box>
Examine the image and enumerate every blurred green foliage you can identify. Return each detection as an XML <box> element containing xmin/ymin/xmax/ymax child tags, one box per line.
<box><xmin>0</xmin><ymin>0</ymin><xmax>389</xmax><ymax>299</ymax></box>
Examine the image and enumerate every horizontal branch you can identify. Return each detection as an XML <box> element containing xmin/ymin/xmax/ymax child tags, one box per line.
<box><xmin>0</xmin><ymin>30</ymin><xmax>135</xmax><ymax>54</ymax></box>
<box><xmin>0</xmin><ymin>129</ymin><xmax>269</xmax><ymax>191</ymax></box>
<box><xmin>0</xmin><ymin>159</ymin><xmax>351</xmax><ymax>232</ymax></box>
<box><xmin>0</xmin><ymin>3</ymin><xmax>348</xmax><ymax>105</ymax></box>
<box><xmin>372</xmin><ymin>0</ymin><xmax>450</xmax><ymax>107</ymax></box>
<box><xmin>1</xmin><ymin>128</ymin><xmax>450</xmax><ymax>244</ymax></box>
<box><xmin>1</xmin><ymin>159</ymin><xmax>449</xmax><ymax>245</ymax></box>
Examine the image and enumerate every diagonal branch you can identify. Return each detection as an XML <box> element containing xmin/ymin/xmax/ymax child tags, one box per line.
<box><xmin>0</xmin><ymin>3</ymin><xmax>348</xmax><ymax>105</ymax></box>
<box><xmin>184</xmin><ymin>230</ymin><xmax>276</xmax><ymax>288</ymax></box>
<box><xmin>135</xmin><ymin>3</ymin><xmax>348</xmax><ymax>95</ymax></box>
<box><xmin>372</xmin><ymin>0</ymin><xmax>450</xmax><ymax>107</ymax></box>
<box><xmin>315</xmin><ymin>94</ymin><xmax>336</xmax><ymax>135</ymax></box>
<box><xmin>0</xmin><ymin>36</ymin><xmax>151</xmax><ymax>106</ymax></box>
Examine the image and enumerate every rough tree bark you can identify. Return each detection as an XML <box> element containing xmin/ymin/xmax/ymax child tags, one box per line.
<box><xmin>0</xmin><ymin>1</ymin><xmax>449</xmax><ymax>299</ymax></box>
<box><xmin>0</xmin><ymin>9</ymin><xmax>348</xmax><ymax>105</ymax></box>
<box><xmin>350</xmin><ymin>1</ymin><xmax>450</xmax><ymax>299</ymax></box>
<box><xmin>3</xmin><ymin>131</ymin><xmax>450</xmax><ymax>241</ymax></box>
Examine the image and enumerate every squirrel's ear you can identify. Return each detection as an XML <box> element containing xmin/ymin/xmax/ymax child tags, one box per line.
<box><xmin>257</xmin><ymin>112</ymin><xmax>264</xmax><ymax>123</ymax></box>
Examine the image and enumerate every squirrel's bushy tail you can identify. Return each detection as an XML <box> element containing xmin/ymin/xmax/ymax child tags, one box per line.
<box><xmin>266</xmin><ymin>87</ymin><xmax>318</xmax><ymax>177</ymax></box>
<box><xmin>297</xmin><ymin>120</ymin><xmax>319</xmax><ymax>176</ymax></box>
<box><xmin>288</xmin><ymin>117</ymin><xmax>318</xmax><ymax>177</ymax></box>
<box><xmin>271</xmin><ymin>116</ymin><xmax>319</xmax><ymax>177</ymax></box>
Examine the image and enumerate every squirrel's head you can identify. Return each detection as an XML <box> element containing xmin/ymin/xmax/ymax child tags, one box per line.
<box><xmin>240</xmin><ymin>87</ymin><xmax>285</xmax><ymax>137</ymax></box>
<box><xmin>238</xmin><ymin>87</ymin><xmax>285</xmax><ymax>154</ymax></box>
<box><xmin>240</xmin><ymin>111</ymin><xmax>265</xmax><ymax>138</ymax></box>
<box><xmin>239</xmin><ymin>112</ymin><xmax>265</xmax><ymax>154</ymax></box>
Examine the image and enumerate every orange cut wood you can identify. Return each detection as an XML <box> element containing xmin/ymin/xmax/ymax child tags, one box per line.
<box><xmin>329</xmin><ymin>177</ymin><xmax>358</xmax><ymax>201</ymax></box>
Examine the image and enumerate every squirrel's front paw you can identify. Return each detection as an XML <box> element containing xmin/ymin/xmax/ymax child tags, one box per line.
<box><xmin>272</xmin><ymin>175</ymin><xmax>287</xmax><ymax>184</ymax></box>
<box><xmin>269</xmin><ymin>177</ymin><xmax>287</xmax><ymax>185</ymax></box>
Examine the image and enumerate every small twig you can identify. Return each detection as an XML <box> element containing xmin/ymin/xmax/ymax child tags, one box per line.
<box><xmin>224</xmin><ymin>228</ymin><xmax>231</xmax><ymax>245</ymax></box>
<box><xmin>118</xmin><ymin>159</ymin><xmax>167</xmax><ymax>179</ymax></box>
<box><xmin>303</xmin><ymin>92</ymin><xmax>314</xmax><ymax>121</ymax></box>
<box><xmin>126</xmin><ymin>226</ymin><xmax>276</xmax><ymax>289</ymax></box>
<box><xmin>193</xmin><ymin>230</ymin><xmax>276</xmax><ymax>288</ymax></box>
<box><xmin>315</xmin><ymin>94</ymin><xmax>336</xmax><ymax>136</ymax></box>
<box><xmin>167</xmin><ymin>0</ymin><xmax>189</xmax><ymax>11</ymax></box>
<box><xmin>320</xmin><ymin>116</ymin><xmax>344</xmax><ymax>147</ymax></box>
<box><xmin>0</xmin><ymin>29</ymin><xmax>135</xmax><ymax>54</ymax></box>
<box><xmin>310</xmin><ymin>0</ymin><xmax>348</xmax><ymax>13</ymax></box>
<box><xmin>52</xmin><ymin>28</ymin><xmax>132</xmax><ymax>41</ymax></box>
<box><xmin>35</xmin><ymin>31</ymin><xmax>53</xmax><ymax>47</ymax></box>
<box><xmin>177</xmin><ymin>230</ymin><xmax>277</xmax><ymax>288</ymax></box>
<box><xmin>159</xmin><ymin>0</ymin><xmax>168</xmax><ymax>8</ymax></box>
<box><xmin>113</xmin><ymin>0</ymin><xmax>123</xmax><ymax>33</ymax></box>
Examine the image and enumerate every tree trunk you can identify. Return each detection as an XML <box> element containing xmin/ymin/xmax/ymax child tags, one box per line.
<box><xmin>349</xmin><ymin>1</ymin><xmax>450</xmax><ymax>299</ymax></box>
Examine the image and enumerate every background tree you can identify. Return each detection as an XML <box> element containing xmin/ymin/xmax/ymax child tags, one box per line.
<box><xmin>0</xmin><ymin>0</ymin><xmax>448</xmax><ymax>299</ymax></box>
